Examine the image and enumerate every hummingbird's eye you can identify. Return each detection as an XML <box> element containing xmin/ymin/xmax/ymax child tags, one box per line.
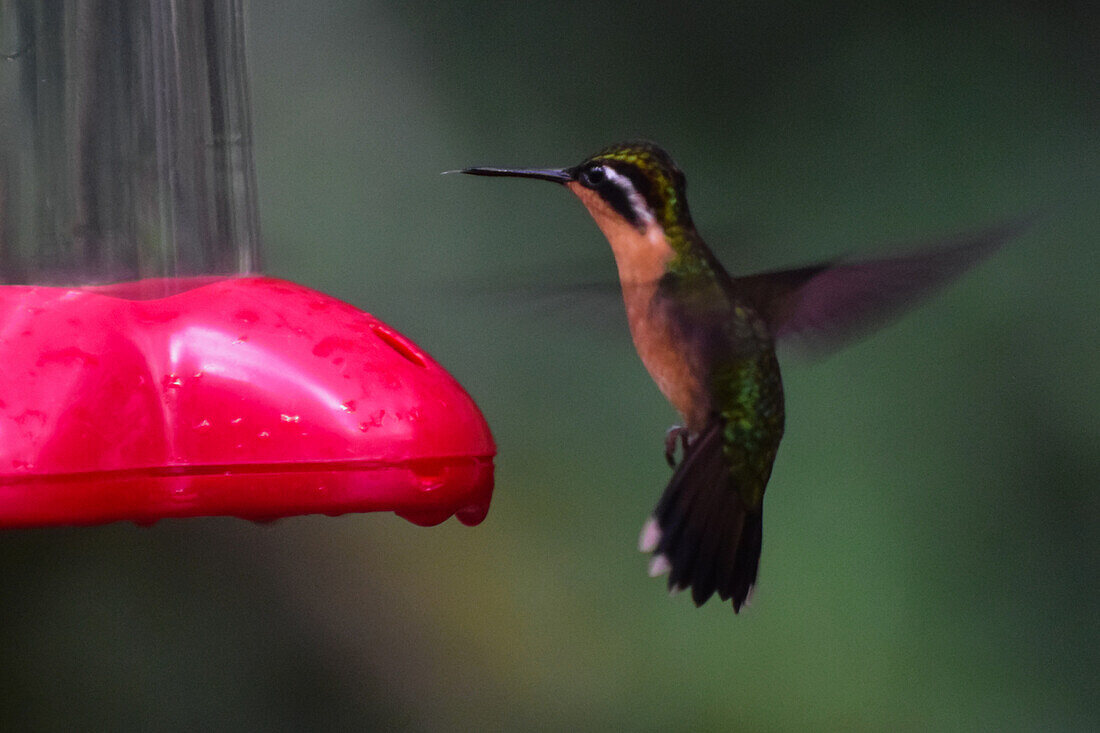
<box><xmin>579</xmin><ymin>165</ymin><xmax>607</xmax><ymax>188</ymax></box>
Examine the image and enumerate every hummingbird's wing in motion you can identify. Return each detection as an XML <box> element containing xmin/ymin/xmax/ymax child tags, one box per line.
<box><xmin>734</xmin><ymin>221</ymin><xmax>1027</xmax><ymax>356</ymax></box>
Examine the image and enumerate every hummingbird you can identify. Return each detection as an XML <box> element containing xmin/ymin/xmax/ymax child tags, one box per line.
<box><xmin>457</xmin><ymin>141</ymin><xmax>1017</xmax><ymax>611</ymax></box>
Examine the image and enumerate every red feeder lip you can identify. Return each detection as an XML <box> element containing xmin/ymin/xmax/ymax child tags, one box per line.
<box><xmin>0</xmin><ymin>277</ymin><xmax>495</xmax><ymax>528</ymax></box>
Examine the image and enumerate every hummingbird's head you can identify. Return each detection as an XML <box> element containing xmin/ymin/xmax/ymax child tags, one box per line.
<box><xmin>458</xmin><ymin>142</ymin><xmax>699</xmax><ymax>284</ymax></box>
<box><xmin>457</xmin><ymin>141</ymin><xmax>693</xmax><ymax>236</ymax></box>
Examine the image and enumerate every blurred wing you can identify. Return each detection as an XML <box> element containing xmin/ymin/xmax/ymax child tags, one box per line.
<box><xmin>454</xmin><ymin>260</ymin><xmax>629</xmax><ymax>334</ymax></box>
<box><xmin>734</xmin><ymin>220</ymin><xmax>1027</xmax><ymax>356</ymax></box>
<box><xmin>515</xmin><ymin>279</ymin><xmax>628</xmax><ymax>333</ymax></box>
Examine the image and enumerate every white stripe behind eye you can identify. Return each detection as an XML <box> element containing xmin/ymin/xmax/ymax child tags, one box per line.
<box><xmin>603</xmin><ymin>167</ymin><xmax>656</xmax><ymax>226</ymax></box>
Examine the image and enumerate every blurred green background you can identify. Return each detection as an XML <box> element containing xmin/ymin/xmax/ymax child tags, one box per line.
<box><xmin>2</xmin><ymin>1</ymin><xmax>1098</xmax><ymax>730</ymax></box>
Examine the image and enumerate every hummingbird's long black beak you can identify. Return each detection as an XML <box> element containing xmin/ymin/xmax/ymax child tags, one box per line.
<box><xmin>452</xmin><ymin>167</ymin><xmax>574</xmax><ymax>184</ymax></box>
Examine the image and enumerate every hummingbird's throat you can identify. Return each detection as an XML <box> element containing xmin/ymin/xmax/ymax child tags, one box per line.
<box><xmin>566</xmin><ymin>182</ymin><xmax>672</xmax><ymax>286</ymax></box>
<box><xmin>568</xmin><ymin>181</ymin><xmax>705</xmax><ymax>423</ymax></box>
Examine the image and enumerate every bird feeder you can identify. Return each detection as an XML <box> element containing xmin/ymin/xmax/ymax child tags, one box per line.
<box><xmin>0</xmin><ymin>2</ymin><xmax>494</xmax><ymax>528</ymax></box>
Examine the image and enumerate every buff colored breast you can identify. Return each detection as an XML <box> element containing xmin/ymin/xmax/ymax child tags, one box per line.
<box><xmin>567</xmin><ymin>182</ymin><xmax>708</xmax><ymax>428</ymax></box>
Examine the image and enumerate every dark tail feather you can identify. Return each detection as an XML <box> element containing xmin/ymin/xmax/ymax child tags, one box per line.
<box><xmin>726</xmin><ymin>510</ymin><xmax>762</xmax><ymax>608</ymax></box>
<box><xmin>642</xmin><ymin>419</ymin><xmax>763</xmax><ymax>611</ymax></box>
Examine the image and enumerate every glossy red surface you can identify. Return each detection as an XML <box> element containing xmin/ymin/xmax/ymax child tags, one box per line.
<box><xmin>0</xmin><ymin>277</ymin><xmax>494</xmax><ymax>528</ymax></box>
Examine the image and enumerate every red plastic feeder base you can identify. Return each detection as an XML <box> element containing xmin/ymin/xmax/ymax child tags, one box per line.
<box><xmin>0</xmin><ymin>277</ymin><xmax>495</xmax><ymax>528</ymax></box>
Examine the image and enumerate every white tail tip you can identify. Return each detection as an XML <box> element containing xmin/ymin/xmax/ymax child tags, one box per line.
<box><xmin>638</xmin><ymin>517</ymin><xmax>661</xmax><ymax>553</ymax></box>
<box><xmin>648</xmin><ymin>553</ymin><xmax>671</xmax><ymax>578</ymax></box>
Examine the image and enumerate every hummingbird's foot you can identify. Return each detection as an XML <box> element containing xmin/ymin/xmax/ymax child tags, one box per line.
<box><xmin>664</xmin><ymin>425</ymin><xmax>690</xmax><ymax>467</ymax></box>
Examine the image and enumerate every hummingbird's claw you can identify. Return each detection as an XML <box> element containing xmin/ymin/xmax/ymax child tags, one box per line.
<box><xmin>664</xmin><ymin>425</ymin><xmax>690</xmax><ymax>467</ymax></box>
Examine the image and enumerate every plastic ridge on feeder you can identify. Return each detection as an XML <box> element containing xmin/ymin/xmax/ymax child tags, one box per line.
<box><xmin>0</xmin><ymin>2</ymin><xmax>495</xmax><ymax>527</ymax></box>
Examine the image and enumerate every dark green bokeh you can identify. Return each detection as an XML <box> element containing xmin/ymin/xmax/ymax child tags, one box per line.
<box><xmin>2</xmin><ymin>2</ymin><xmax>1097</xmax><ymax>730</ymax></box>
